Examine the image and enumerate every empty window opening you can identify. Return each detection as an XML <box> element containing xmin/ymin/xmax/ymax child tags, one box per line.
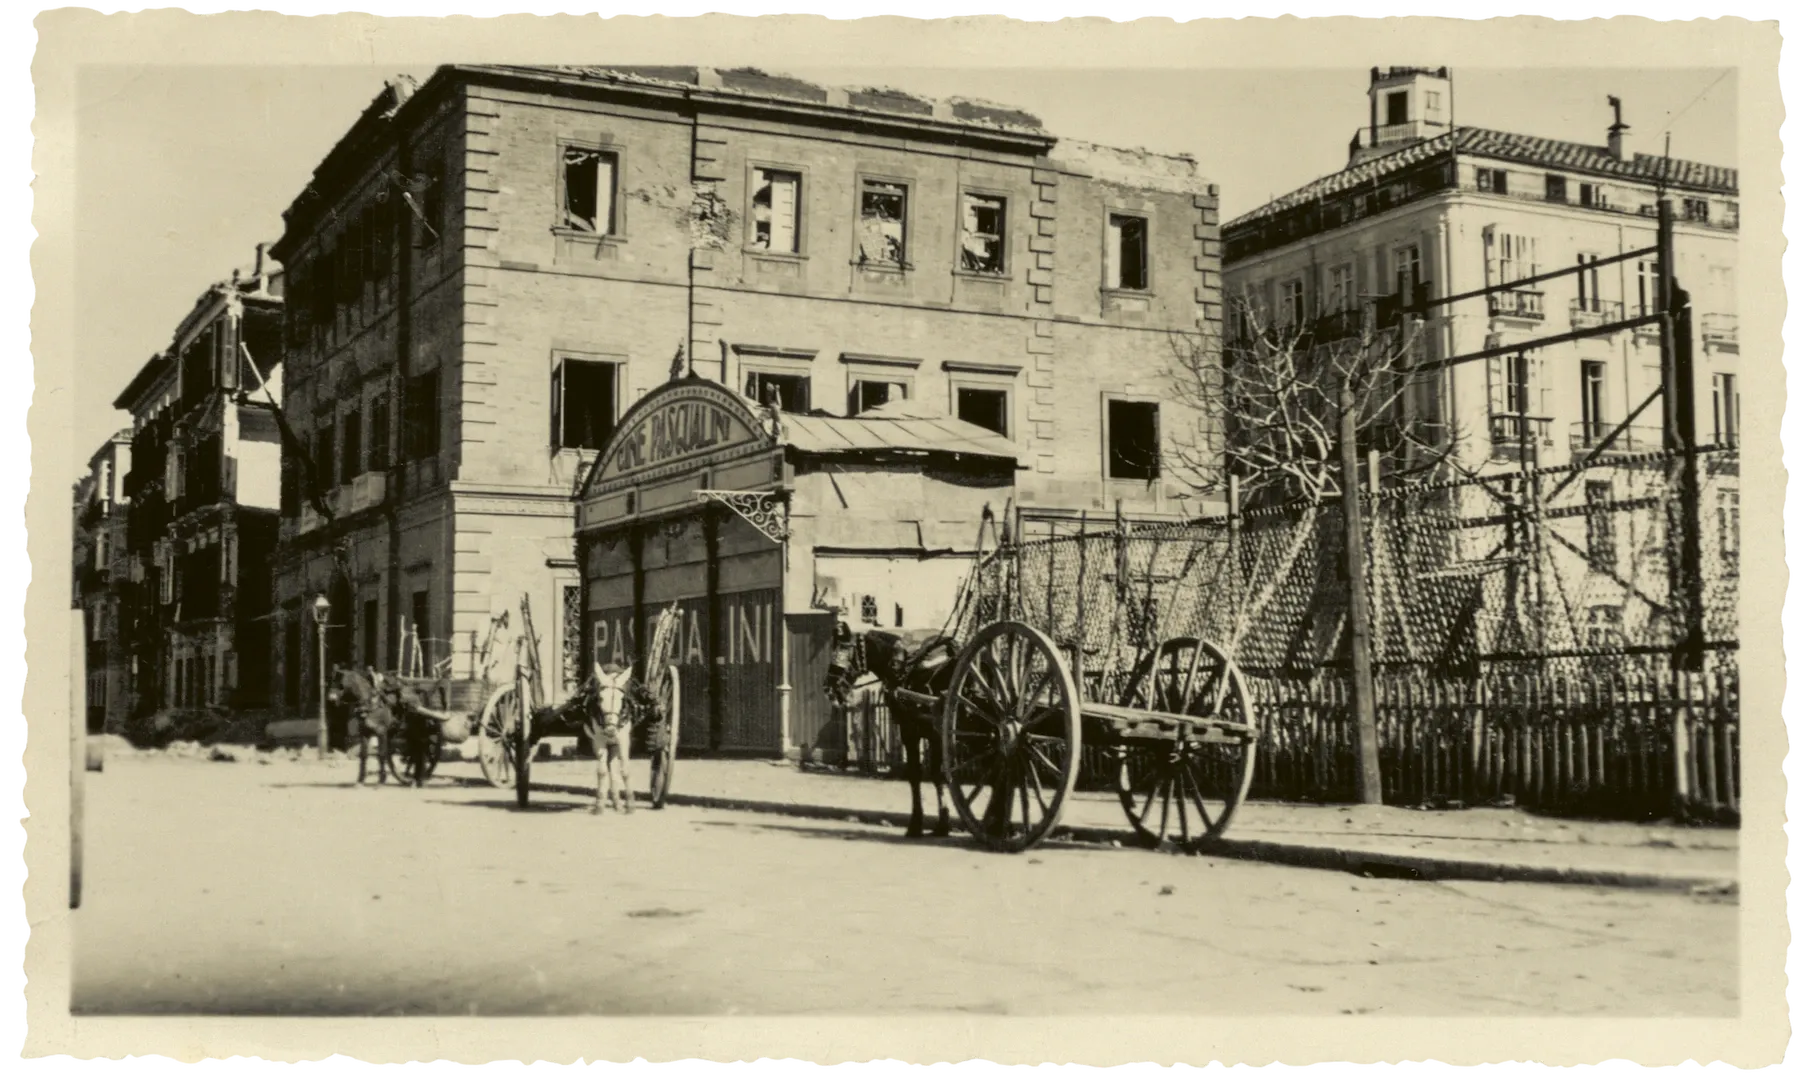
<box><xmin>1545</xmin><ymin>174</ymin><xmax>1569</xmax><ymax>203</ymax></box>
<box><xmin>553</xmin><ymin>358</ymin><xmax>620</xmax><ymax>451</ymax></box>
<box><xmin>1682</xmin><ymin>197</ymin><xmax>1711</xmax><ymax>223</ymax></box>
<box><xmin>340</xmin><ymin>409</ymin><xmax>363</xmax><ymax>483</ymax></box>
<box><xmin>1107</xmin><ymin>214</ymin><xmax>1149</xmax><ymax>291</ymax></box>
<box><xmin>1106</xmin><ymin>399</ymin><xmax>1161</xmax><ymax>481</ymax></box>
<box><xmin>858</xmin><ymin>180</ymin><xmax>907</xmax><ymax>266</ymax></box>
<box><xmin>746</xmin><ymin>371</ymin><xmax>811</xmax><ymax>414</ymax></box>
<box><xmin>563</xmin><ymin>147</ymin><xmax>618</xmax><ymax>235</ymax></box>
<box><xmin>960</xmin><ymin>193</ymin><xmax>1007</xmax><ymax>274</ymax></box>
<box><xmin>957</xmin><ymin>387</ymin><xmax>1010</xmax><ymax>437</ymax></box>
<box><xmin>1476</xmin><ymin>168</ymin><xmax>1508</xmax><ymax>194</ymax></box>
<box><xmin>749</xmin><ymin>168</ymin><xmax>801</xmax><ymax>253</ymax></box>
<box><xmin>1385</xmin><ymin>90</ymin><xmax>1409</xmax><ymax>126</ymax></box>
<box><xmin>849</xmin><ymin>379</ymin><xmax>907</xmax><ymax>416</ymax></box>
<box><xmin>402</xmin><ymin>370</ymin><xmax>440</xmax><ymax>460</ymax></box>
<box><xmin>1580</xmin><ymin>182</ymin><xmax>1606</xmax><ymax>209</ymax></box>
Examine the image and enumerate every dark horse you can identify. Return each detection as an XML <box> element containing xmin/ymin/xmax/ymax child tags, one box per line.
<box><xmin>822</xmin><ymin>623</ymin><xmax>959</xmax><ymax>838</ymax></box>
<box><xmin>327</xmin><ymin>666</ymin><xmax>436</xmax><ymax>787</ymax></box>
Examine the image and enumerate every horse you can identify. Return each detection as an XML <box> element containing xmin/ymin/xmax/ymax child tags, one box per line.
<box><xmin>823</xmin><ymin>622</ymin><xmax>959</xmax><ymax>838</ymax></box>
<box><xmin>327</xmin><ymin>666</ymin><xmax>429</xmax><ymax>786</ymax></box>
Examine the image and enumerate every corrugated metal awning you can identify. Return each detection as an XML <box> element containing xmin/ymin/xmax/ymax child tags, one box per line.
<box><xmin>779</xmin><ymin>399</ymin><xmax>1020</xmax><ymax>462</ymax></box>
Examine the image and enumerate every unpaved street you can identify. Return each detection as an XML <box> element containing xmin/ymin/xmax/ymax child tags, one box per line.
<box><xmin>72</xmin><ymin>757</ymin><xmax>1737</xmax><ymax>1016</ymax></box>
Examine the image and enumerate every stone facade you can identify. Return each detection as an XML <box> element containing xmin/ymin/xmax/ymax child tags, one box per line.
<box><xmin>269</xmin><ymin>66</ymin><xmax>1223</xmax><ymax>719</ymax></box>
<box><xmin>73</xmin><ymin>432</ymin><xmax>134</xmax><ymax>733</ymax></box>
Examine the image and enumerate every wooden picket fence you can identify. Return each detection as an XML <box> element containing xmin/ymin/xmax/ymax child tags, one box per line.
<box><xmin>838</xmin><ymin>652</ymin><xmax>1739</xmax><ymax>823</ymax></box>
<box><xmin>1247</xmin><ymin>653</ymin><xmax>1740</xmax><ymax>821</ymax></box>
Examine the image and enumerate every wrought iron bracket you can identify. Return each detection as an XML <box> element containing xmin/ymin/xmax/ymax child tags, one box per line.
<box><xmin>696</xmin><ymin>489</ymin><xmax>789</xmax><ymax>544</ymax></box>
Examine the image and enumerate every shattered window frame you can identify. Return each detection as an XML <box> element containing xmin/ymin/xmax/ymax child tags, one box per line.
<box><xmin>744</xmin><ymin>369</ymin><xmax>812</xmax><ymax>414</ymax></box>
<box><xmin>559</xmin><ymin>143</ymin><xmax>621</xmax><ymax>237</ymax></box>
<box><xmin>952</xmin><ymin>382</ymin><xmax>1012</xmax><ymax>439</ymax></box>
<box><xmin>847</xmin><ymin>377</ymin><xmax>911</xmax><ymax>416</ymax></box>
<box><xmin>958</xmin><ymin>191</ymin><xmax>1008</xmax><ymax>276</ymax></box>
<box><xmin>748</xmin><ymin>165</ymin><xmax>804</xmax><ymax>254</ymax></box>
<box><xmin>1103</xmin><ymin>395</ymin><xmax>1162</xmax><ymax>482</ymax></box>
<box><xmin>856</xmin><ymin>177</ymin><xmax>910</xmax><ymax>269</ymax></box>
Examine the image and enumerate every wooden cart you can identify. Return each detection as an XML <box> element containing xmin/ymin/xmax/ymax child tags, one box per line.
<box><xmin>482</xmin><ymin>598</ymin><xmax>683</xmax><ymax>809</ymax></box>
<box><xmin>901</xmin><ymin>516</ymin><xmax>1261</xmax><ymax>854</ymax></box>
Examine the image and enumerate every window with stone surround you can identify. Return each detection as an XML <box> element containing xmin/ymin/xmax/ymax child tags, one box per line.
<box><xmin>857</xmin><ymin>179</ymin><xmax>909</xmax><ymax>267</ymax></box>
<box><xmin>1107</xmin><ymin>213</ymin><xmax>1149</xmax><ymax>291</ymax></box>
<box><xmin>552</xmin><ymin>356</ymin><xmax>620</xmax><ymax>451</ymax></box>
<box><xmin>561</xmin><ymin>146</ymin><xmax>618</xmax><ymax>235</ymax></box>
<box><xmin>959</xmin><ymin>192</ymin><xmax>1007</xmax><ymax>275</ymax></box>
<box><xmin>1105</xmin><ymin>397</ymin><xmax>1161</xmax><ymax>481</ymax></box>
<box><xmin>749</xmin><ymin>167</ymin><xmax>801</xmax><ymax>253</ymax></box>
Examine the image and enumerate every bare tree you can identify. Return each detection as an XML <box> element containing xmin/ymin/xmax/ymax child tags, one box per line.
<box><xmin>1167</xmin><ymin>289</ymin><xmax>1459</xmax><ymax>805</ymax></box>
<box><xmin>1168</xmin><ymin>292</ymin><xmax>1458</xmax><ymax>508</ymax></box>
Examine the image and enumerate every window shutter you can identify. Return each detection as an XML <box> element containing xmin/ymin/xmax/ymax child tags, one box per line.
<box><xmin>551</xmin><ymin>362</ymin><xmax>564</xmax><ymax>448</ymax></box>
<box><xmin>771</xmin><ymin>174</ymin><xmax>796</xmax><ymax>252</ymax></box>
<box><xmin>1105</xmin><ymin>217</ymin><xmax>1122</xmax><ymax>286</ymax></box>
<box><xmin>1486</xmin><ymin>355</ymin><xmax>1507</xmax><ymax>416</ymax></box>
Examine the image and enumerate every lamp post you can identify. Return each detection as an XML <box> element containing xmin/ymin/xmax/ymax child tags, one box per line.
<box><xmin>312</xmin><ymin>593</ymin><xmax>330</xmax><ymax>759</ymax></box>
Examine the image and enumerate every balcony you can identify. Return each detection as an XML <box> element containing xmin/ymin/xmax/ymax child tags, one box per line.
<box><xmin>1488</xmin><ymin>413</ymin><xmax>1553</xmax><ymax>461</ymax></box>
<box><xmin>1701</xmin><ymin>313</ymin><xmax>1739</xmax><ymax>353</ymax></box>
<box><xmin>1569</xmin><ymin>299</ymin><xmax>1625</xmax><ymax>333</ymax></box>
<box><xmin>1487</xmin><ymin>288</ymin><xmax>1545</xmax><ymax>322</ymax></box>
<box><xmin>1570</xmin><ymin>422</ymin><xmax>1663</xmax><ymax>460</ymax></box>
<box><xmin>344</xmin><ymin>472</ymin><xmax>388</xmax><ymax>515</ymax></box>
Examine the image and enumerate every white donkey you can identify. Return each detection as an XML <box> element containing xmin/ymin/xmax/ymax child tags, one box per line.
<box><xmin>588</xmin><ymin>662</ymin><xmax>637</xmax><ymax>814</ymax></box>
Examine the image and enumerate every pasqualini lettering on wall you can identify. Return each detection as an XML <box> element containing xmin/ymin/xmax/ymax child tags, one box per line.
<box><xmin>610</xmin><ymin>399</ymin><xmax>744</xmax><ymax>476</ymax></box>
<box><xmin>591</xmin><ymin>593</ymin><xmax>775</xmax><ymax>671</ymax></box>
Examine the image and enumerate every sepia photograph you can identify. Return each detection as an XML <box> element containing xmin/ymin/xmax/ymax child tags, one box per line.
<box><xmin>18</xmin><ymin>7</ymin><xmax>1790</xmax><ymax>1067</ymax></box>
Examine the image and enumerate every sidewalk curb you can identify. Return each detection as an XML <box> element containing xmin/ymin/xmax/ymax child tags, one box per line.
<box><xmin>580</xmin><ymin>786</ymin><xmax>1737</xmax><ymax>896</ymax></box>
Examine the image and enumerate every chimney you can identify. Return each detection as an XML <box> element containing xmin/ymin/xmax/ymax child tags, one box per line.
<box><xmin>253</xmin><ymin>242</ymin><xmax>268</xmax><ymax>292</ymax></box>
<box><xmin>1607</xmin><ymin>95</ymin><xmax>1629</xmax><ymax>160</ymax></box>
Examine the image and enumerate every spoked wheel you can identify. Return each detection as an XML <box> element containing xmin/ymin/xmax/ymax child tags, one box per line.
<box><xmin>1114</xmin><ymin>636</ymin><xmax>1258</xmax><ymax>851</ymax></box>
<box><xmin>942</xmin><ymin>621</ymin><xmax>1082</xmax><ymax>853</ymax></box>
<box><xmin>647</xmin><ymin>664</ymin><xmax>681</xmax><ymax>809</ymax></box>
<box><xmin>384</xmin><ymin>715</ymin><xmax>443</xmax><ymax>787</ymax></box>
<box><xmin>476</xmin><ymin>684</ymin><xmax>517</xmax><ymax>788</ymax></box>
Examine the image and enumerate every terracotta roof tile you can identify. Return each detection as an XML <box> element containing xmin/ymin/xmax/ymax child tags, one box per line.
<box><xmin>1227</xmin><ymin>126</ymin><xmax>1737</xmax><ymax>230</ymax></box>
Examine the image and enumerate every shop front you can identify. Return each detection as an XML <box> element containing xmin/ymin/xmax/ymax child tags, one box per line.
<box><xmin>576</xmin><ymin>376</ymin><xmax>1020</xmax><ymax>760</ymax></box>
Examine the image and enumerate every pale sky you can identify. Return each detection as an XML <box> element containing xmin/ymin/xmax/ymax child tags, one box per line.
<box><xmin>72</xmin><ymin>63</ymin><xmax>1736</xmax><ymax>469</ymax></box>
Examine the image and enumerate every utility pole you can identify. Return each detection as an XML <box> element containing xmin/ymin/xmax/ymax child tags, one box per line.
<box><xmin>1656</xmin><ymin>198</ymin><xmax>1705</xmax><ymax>671</ymax></box>
<box><xmin>1339</xmin><ymin>377</ymin><xmax>1384</xmax><ymax>805</ymax></box>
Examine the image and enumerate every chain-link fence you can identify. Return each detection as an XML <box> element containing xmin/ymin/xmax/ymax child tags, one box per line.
<box><xmin>905</xmin><ymin>446</ymin><xmax>1740</xmax><ymax>819</ymax></box>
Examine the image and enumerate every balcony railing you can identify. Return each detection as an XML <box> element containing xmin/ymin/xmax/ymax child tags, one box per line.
<box><xmin>1487</xmin><ymin>288</ymin><xmax>1545</xmax><ymax>321</ymax></box>
<box><xmin>1488</xmin><ymin>413</ymin><xmax>1553</xmax><ymax>461</ymax></box>
<box><xmin>1569</xmin><ymin>299</ymin><xmax>1625</xmax><ymax>331</ymax></box>
<box><xmin>1701</xmin><ymin>313</ymin><xmax>1739</xmax><ymax>351</ymax></box>
<box><xmin>1570</xmin><ymin>422</ymin><xmax>1663</xmax><ymax>459</ymax></box>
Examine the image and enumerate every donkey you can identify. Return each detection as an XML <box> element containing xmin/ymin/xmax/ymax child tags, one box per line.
<box><xmin>823</xmin><ymin>623</ymin><xmax>959</xmax><ymax>838</ymax></box>
<box><xmin>588</xmin><ymin>664</ymin><xmax>638</xmax><ymax>815</ymax></box>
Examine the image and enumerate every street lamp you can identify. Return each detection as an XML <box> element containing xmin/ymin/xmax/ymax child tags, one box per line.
<box><xmin>312</xmin><ymin>593</ymin><xmax>330</xmax><ymax>759</ymax></box>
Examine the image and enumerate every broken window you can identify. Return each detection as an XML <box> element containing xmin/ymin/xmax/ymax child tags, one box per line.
<box><xmin>1579</xmin><ymin>182</ymin><xmax>1607</xmax><ymax>209</ymax></box>
<box><xmin>848</xmin><ymin>379</ymin><xmax>907</xmax><ymax>416</ymax></box>
<box><xmin>1544</xmin><ymin>174</ymin><xmax>1568</xmax><ymax>203</ymax></box>
<box><xmin>1476</xmin><ymin>168</ymin><xmax>1508</xmax><ymax>194</ymax></box>
<box><xmin>956</xmin><ymin>386</ymin><xmax>1010</xmax><ymax>438</ymax></box>
<box><xmin>1106</xmin><ymin>399</ymin><xmax>1160</xmax><ymax>481</ymax></box>
<box><xmin>552</xmin><ymin>357</ymin><xmax>620</xmax><ymax>451</ymax></box>
<box><xmin>960</xmin><ymin>193</ymin><xmax>1007</xmax><ymax>274</ymax></box>
<box><xmin>745</xmin><ymin>371</ymin><xmax>811</xmax><ymax>414</ymax></box>
<box><xmin>1683</xmin><ymin>197</ymin><xmax>1711</xmax><ymax>223</ymax></box>
<box><xmin>857</xmin><ymin>180</ymin><xmax>907</xmax><ymax>267</ymax></box>
<box><xmin>749</xmin><ymin>168</ymin><xmax>801</xmax><ymax>253</ymax></box>
<box><xmin>562</xmin><ymin>146</ymin><xmax>618</xmax><ymax>235</ymax></box>
<box><xmin>1107</xmin><ymin>214</ymin><xmax>1149</xmax><ymax>291</ymax></box>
